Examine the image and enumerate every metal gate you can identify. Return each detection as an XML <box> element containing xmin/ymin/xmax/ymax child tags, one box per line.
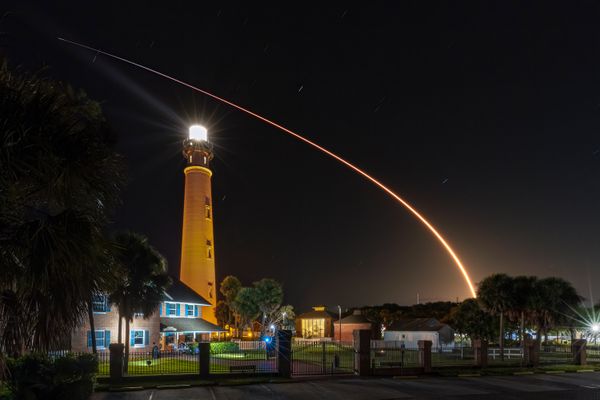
<box><xmin>291</xmin><ymin>341</ymin><xmax>354</xmax><ymax>376</ymax></box>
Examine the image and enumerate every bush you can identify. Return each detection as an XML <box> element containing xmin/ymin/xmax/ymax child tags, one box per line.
<box><xmin>6</xmin><ymin>353</ymin><xmax>98</xmax><ymax>400</ymax></box>
<box><xmin>210</xmin><ymin>342</ymin><xmax>240</xmax><ymax>353</ymax></box>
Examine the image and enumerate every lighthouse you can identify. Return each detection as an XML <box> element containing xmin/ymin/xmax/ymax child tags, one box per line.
<box><xmin>179</xmin><ymin>125</ymin><xmax>217</xmax><ymax>324</ymax></box>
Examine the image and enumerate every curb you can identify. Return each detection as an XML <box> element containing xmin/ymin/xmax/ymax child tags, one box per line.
<box><xmin>457</xmin><ymin>373</ymin><xmax>481</xmax><ymax>377</ymax></box>
<box><xmin>544</xmin><ymin>370</ymin><xmax>565</xmax><ymax>374</ymax></box>
<box><xmin>156</xmin><ymin>384</ymin><xmax>192</xmax><ymax>389</ymax></box>
<box><xmin>513</xmin><ymin>371</ymin><xmax>534</xmax><ymax>376</ymax></box>
<box><xmin>393</xmin><ymin>375</ymin><xmax>419</xmax><ymax>380</ymax></box>
<box><xmin>576</xmin><ymin>369</ymin><xmax>595</xmax><ymax>373</ymax></box>
<box><xmin>108</xmin><ymin>386</ymin><xmax>144</xmax><ymax>392</ymax></box>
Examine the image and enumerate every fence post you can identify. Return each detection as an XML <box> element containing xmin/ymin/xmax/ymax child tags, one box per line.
<box><xmin>418</xmin><ymin>340</ymin><xmax>432</xmax><ymax>373</ymax></box>
<box><xmin>473</xmin><ymin>339</ymin><xmax>488</xmax><ymax>368</ymax></box>
<box><xmin>109</xmin><ymin>343</ymin><xmax>124</xmax><ymax>383</ymax></box>
<box><xmin>353</xmin><ymin>329</ymin><xmax>371</xmax><ymax>376</ymax></box>
<box><xmin>572</xmin><ymin>339</ymin><xmax>587</xmax><ymax>365</ymax></box>
<box><xmin>199</xmin><ymin>342</ymin><xmax>210</xmax><ymax>378</ymax></box>
<box><xmin>277</xmin><ymin>330</ymin><xmax>292</xmax><ymax>378</ymax></box>
<box><xmin>523</xmin><ymin>339</ymin><xmax>538</xmax><ymax>367</ymax></box>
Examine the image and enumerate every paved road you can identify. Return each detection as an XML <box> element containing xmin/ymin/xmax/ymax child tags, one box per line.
<box><xmin>93</xmin><ymin>372</ymin><xmax>600</xmax><ymax>399</ymax></box>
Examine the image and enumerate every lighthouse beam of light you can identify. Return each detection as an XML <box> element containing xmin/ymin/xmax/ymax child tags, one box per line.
<box><xmin>57</xmin><ymin>37</ymin><xmax>477</xmax><ymax>298</ymax></box>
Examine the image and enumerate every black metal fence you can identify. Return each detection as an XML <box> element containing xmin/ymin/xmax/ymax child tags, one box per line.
<box><xmin>125</xmin><ymin>350</ymin><xmax>199</xmax><ymax>375</ymax></box>
<box><xmin>587</xmin><ymin>345</ymin><xmax>600</xmax><ymax>363</ymax></box>
<box><xmin>210</xmin><ymin>341</ymin><xmax>278</xmax><ymax>374</ymax></box>
<box><xmin>371</xmin><ymin>347</ymin><xmax>421</xmax><ymax>369</ymax></box>
<box><xmin>539</xmin><ymin>345</ymin><xmax>573</xmax><ymax>364</ymax></box>
<box><xmin>291</xmin><ymin>341</ymin><xmax>354</xmax><ymax>375</ymax></box>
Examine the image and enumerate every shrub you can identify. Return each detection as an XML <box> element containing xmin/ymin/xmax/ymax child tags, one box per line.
<box><xmin>6</xmin><ymin>353</ymin><xmax>98</xmax><ymax>400</ymax></box>
<box><xmin>210</xmin><ymin>342</ymin><xmax>240</xmax><ymax>353</ymax></box>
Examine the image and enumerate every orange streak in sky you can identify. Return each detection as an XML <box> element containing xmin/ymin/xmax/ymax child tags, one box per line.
<box><xmin>58</xmin><ymin>37</ymin><xmax>477</xmax><ymax>298</ymax></box>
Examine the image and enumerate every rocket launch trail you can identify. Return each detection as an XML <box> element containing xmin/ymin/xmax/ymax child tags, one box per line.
<box><xmin>57</xmin><ymin>37</ymin><xmax>477</xmax><ymax>298</ymax></box>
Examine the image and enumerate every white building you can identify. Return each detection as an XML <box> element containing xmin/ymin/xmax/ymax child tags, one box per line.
<box><xmin>383</xmin><ymin>318</ymin><xmax>454</xmax><ymax>350</ymax></box>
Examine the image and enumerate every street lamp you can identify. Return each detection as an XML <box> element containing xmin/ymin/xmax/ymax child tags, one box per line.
<box><xmin>282</xmin><ymin>312</ymin><xmax>287</xmax><ymax>329</ymax></box>
<box><xmin>337</xmin><ymin>305</ymin><xmax>342</xmax><ymax>343</ymax></box>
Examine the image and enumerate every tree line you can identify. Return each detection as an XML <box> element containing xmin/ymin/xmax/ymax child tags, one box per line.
<box><xmin>357</xmin><ymin>274</ymin><xmax>583</xmax><ymax>360</ymax></box>
<box><xmin>216</xmin><ymin>275</ymin><xmax>295</xmax><ymax>337</ymax></box>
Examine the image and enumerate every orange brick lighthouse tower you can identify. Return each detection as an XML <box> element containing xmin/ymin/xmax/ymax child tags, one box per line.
<box><xmin>179</xmin><ymin>125</ymin><xmax>217</xmax><ymax>324</ymax></box>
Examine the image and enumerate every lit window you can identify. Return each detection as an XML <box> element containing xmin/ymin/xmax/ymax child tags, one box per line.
<box><xmin>301</xmin><ymin>319</ymin><xmax>325</xmax><ymax>338</ymax></box>
<box><xmin>166</xmin><ymin>303</ymin><xmax>177</xmax><ymax>316</ymax></box>
<box><xmin>131</xmin><ymin>330</ymin><xmax>145</xmax><ymax>347</ymax></box>
<box><xmin>207</xmin><ymin>240</ymin><xmax>212</xmax><ymax>259</ymax></box>
<box><xmin>185</xmin><ymin>304</ymin><xmax>194</xmax><ymax>316</ymax></box>
<box><xmin>92</xmin><ymin>294</ymin><xmax>110</xmax><ymax>313</ymax></box>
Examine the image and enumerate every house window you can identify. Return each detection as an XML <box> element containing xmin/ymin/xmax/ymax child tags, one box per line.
<box><xmin>166</xmin><ymin>303</ymin><xmax>177</xmax><ymax>316</ymax></box>
<box><xmin>131</xmin><ymin>330</ymin><xmax>145</xmax><ymax>347</ymax></box>
<box><xmin>87</xmin><ymin>330</ymin><xmax>110</xmax><ymax>348</ymax></box>
<box><xmin>185</xmin><ymin>304</ymin><xmax>194</xmax><ymax>317</ymax></box>
<box><xmin>92</xmin><ymin>294</ymin><xmax>110</xmax><ymax>313</ymax></box>
<box><xmin>301</xmin><ymin>318</ymin><xmax>325</xmax><ymax>338</ymax></box>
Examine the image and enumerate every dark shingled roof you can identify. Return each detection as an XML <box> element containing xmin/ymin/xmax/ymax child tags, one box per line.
<box><xmin>336</xmin><ymin>310</ymin><xmax>371</xmax><ymax>324</ymax></box>
<box><xmin>163</xmin><ymin>279</ymin><xmax>211</xmax><ymax>306</ymax></box>
<box><xmin>160</xmin><ymin>317</ymin><xmax>225</xmax><ymax>333</ymax></box>
<box><xmin>387</xmin><ymin>318</ymin><xmax>449</xmax><ymax>332</ymax></box>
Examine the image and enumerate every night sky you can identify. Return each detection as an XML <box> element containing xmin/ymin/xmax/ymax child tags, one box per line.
<box><xmin>4</xmin><ymin>2</ymin><xmax>600</xmax><ymax>312</ymax></box>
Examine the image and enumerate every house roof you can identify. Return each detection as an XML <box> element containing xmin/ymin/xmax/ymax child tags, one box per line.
<box><xmin>160</xmin><ymin>317</ymin><xmax>225</xmax><ymax>333</ymax></box>
<box><xmin>387</xmin><ymin>318</ymin><xmax>450</xmax><ymax>332</ymax></box>
<box><xmin>297</xmin><ymin>306</ymin><xmax>335</xmax><ymax>320</ymax></box>
<box><xmin>336</xmin><ymin>310</ymin><xmax>371</xmax><ymax>324</ymax></box>
<box><xmin>163</xmin><ymin>279</ymin><xmax>211</xmax><ymax>306</ymax></box>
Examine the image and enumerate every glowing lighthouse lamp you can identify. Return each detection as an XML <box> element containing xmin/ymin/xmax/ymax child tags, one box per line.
<box><xmin>189</xmin><ymin>124</ymin><xmax>208</xmax><ymax>142</ymax></box>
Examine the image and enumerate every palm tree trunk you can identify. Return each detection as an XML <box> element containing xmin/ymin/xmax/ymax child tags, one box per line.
<box><xmin>88</xmin><ymin>300</ymin><xmax>97</xmax><ymax>354</ymax></box>
<box><xmin>124</xmin><ymin>318</ymin><xmax>130</xmax><ymax>373</ymax></box>
<box><xmin>118</xmin><ymin>314</ymin><xmax>123</xmax><ymax>343</ymax></box>
<box><xmin>520</xmin><ymin>311</ymin><xmax>525</xmax><ymax>365</ymax></box>
<box><xmin>499</xmin><ymin>313</ymin><xmax>504</xmax><ymax>361</ymax></box>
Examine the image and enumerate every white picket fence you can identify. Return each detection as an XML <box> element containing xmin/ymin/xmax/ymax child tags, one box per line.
<box><xmin>232</xmin><ymin>340</ymin><xmax>266</xmax><ymax>350</ymax></box>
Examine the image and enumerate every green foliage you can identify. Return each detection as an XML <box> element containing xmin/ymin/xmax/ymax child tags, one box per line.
<box><xmin>6</xmin><ymin>353</ymin><xmax>98</xmax><ymax>400</ymax></box>
<box><xmin>215</xmin><ymin>300</ymin><xmax>231</xmax><ymax>326</ymax></box>
<box><xmin>233</xmin><ymin>287</ymin><xmax>261</xmax><ymax>329</ymax></box>
<box><xmin>448</xmin><ymin>298</ymin><xmax>494</xmax><ymax>340</ymax></box>
<box><xmin>210</xmin><ymin>341</ymin><xmax>240</xmax><ymax>353</ymax></box>
<box><xmin>108</xmin><ymin>232</ymin><xmax>171</xmax><ymax>371</ymax></box>
<box><xmin>0</xmin><ymin>61</ymin><xmax>124</xmax><ymax>357</ymax></box>
<box><xmin>220</xmin><ymin>276</ymin><xmax>242</xmax><ymax>304</ymax></box>
<box><xmin>252</xmin><ymin>279</ymin><xmax>283</xmax><ymax>316</ymax></box>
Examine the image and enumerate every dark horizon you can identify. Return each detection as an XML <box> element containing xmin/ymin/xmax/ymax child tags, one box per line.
<box><xmin>4</xmin><ymin>2</ymin><xmax>600</xmax><ymax>312</ymax></box>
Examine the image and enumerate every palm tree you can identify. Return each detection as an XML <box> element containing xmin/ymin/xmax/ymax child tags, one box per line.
<box><xmin>529</xmin><ymin>277</ymin><xmax>581</xmax><ymax>345</ymax></box>
<box><xmin>219</xmin><ymin>276</ymin><xmax>242</xmax><ymax>336</ymax></box>
<box><xmin>109</xmin><ymin>232</ymin><xmax>171</xmax><ymax>373</ymax></box>
<box><xmin>0</xmin><ymin>62</ymin><xmax>124</xmax><ymax>358</ymax></box>
<box><xmin>477</xmin><ymin>274</ymin><xmax>514</xmax><ymax>361</ymax></box>
<box><xmin>507</xmin><ymin>276</ymin><xmax>537</xmax><ymax>358</ymax></box>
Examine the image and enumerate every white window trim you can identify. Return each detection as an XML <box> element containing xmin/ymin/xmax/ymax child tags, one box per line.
<box><xmin>185</xmin><ymin>304</ymin><xmax>195</xmax><ymax>317</ymax></box>
<box><xmin>92</xmin><ymin>295</ymin><xmax>110</xmax><ymax>314</ymax></box>
<box><xmin>94</xmin><ymin>329</ymin><xmax>107</xmax><ymax>349</ymax></box>
<box><xmin>165</xmin><ymin>302</ymin><xmax>178</xmax><ymax>316</ymax></box>
<box><xmin>131</xmin><ymin>330</ymin><xmax>145</xmax><ymax>348</ymax></box>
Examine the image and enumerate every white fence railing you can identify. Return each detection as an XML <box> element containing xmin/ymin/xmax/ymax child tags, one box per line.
<box><xmin>488</xmin><ymin>348</ymin><xmax>523</xmax><ymax>359</ymax></box>
<box><xmin>232</xmin><ymin>340</ymin><xmax>266</xmax><ymax>350</ymax></box>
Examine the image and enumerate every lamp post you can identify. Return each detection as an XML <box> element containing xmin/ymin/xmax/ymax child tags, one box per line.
<box><xmin>337</xmin><ymin>305</ymin><xmax>342</xmax><ymax>343</ymax></box>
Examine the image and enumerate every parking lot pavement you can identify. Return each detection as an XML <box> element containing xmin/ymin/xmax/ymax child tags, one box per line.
<box><xmin>93</xmin><ymin>372</ymin><xmax>600</xmax><ymax>399</ymax></box>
